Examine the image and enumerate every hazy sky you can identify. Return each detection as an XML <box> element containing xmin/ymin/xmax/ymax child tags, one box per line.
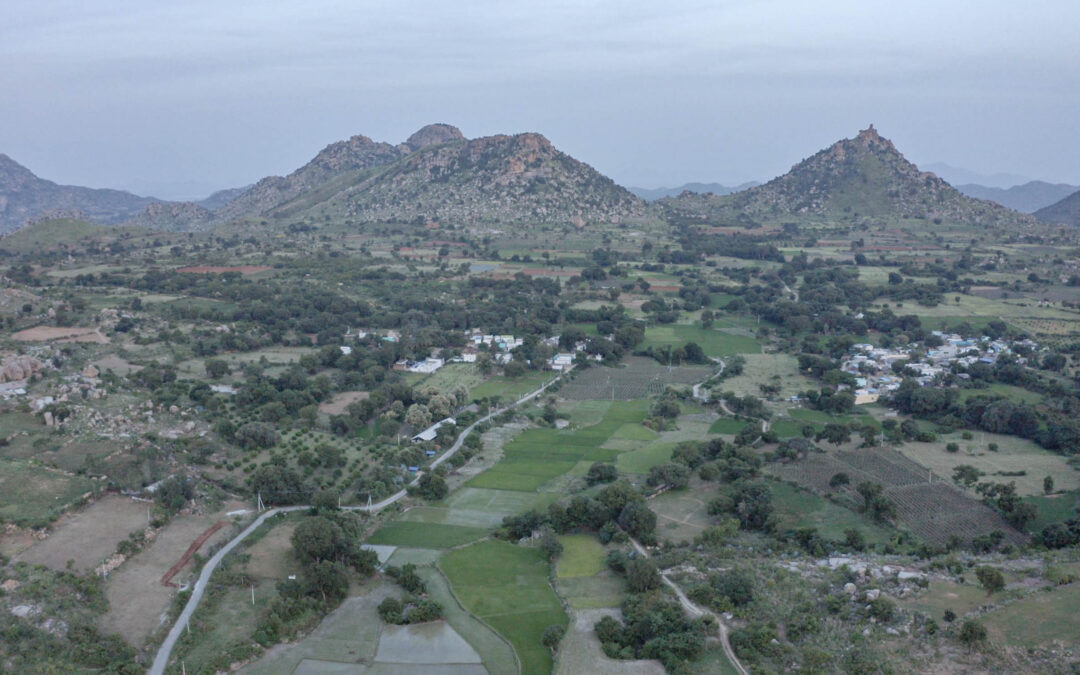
<box><xmin>3</xmin><ymin>1</ymin><xmax>1078</xmax><ymax>199</ymax></box>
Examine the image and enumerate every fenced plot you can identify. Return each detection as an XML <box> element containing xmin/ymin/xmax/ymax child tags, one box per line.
<box><xmin>560</xmin><ymin>357</ymin><xmax>713</xmax><ymax>400</ymax></box>
<box><xmin>14</xmin><ymin>495</ymin><xmax>149</xmax><ymax>573</ymax></box>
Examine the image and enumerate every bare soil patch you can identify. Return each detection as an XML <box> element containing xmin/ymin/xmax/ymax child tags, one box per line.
<box><xmin>177</xmin><ymin>265</ymin><xmax>271</xmax><ymax>275</ymax></box>
<box><xmin>12</xmin><ymin>326</ymin><xmax>107</xmax><ymax>343</ymax></box>
<box><xmin>318</xmin><ymin>390</ymin><xmax>370</xmax><ymax>415</ymax></box>
<box><xmin>14</xmin><ymin>495</ymin><xmax>149</xmax><ymax>573</ymax></box>
<box><xmin>245</xmin><ymin>520</ymin><xmax>301</xmax><ymax>581</ymax></box>
<box><xmin>98</xmin><ymin>507</ymin><xmax>241</xmax><ymax>647</ymax></box>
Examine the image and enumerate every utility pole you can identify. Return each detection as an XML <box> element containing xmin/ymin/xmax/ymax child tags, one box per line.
<box><xmin>251</xmin><ymin>584</ymin><xmax>255</xmax><ymax>606</ymax></box>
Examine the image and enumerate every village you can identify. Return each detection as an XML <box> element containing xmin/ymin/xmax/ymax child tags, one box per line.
<box><xmin>842</xmin><ymin>331</ymin><xmax>1039</xmax><ymax>404</ymax></box>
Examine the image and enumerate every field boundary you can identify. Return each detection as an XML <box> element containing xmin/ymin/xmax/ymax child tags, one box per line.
<box><xmin>435</xmin><ymin>561</ymin><xmax>522</xmax><ymax>675</ymax></box>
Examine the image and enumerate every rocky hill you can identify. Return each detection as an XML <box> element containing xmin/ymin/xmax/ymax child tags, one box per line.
<box><xmin>629</xmin><ymin>182</ymin><xmax>759</xmax><ymax>201</ymax></box>
<box><xmin>1035</xmin><ymin>189</ymin><xmax>1080</xmax><ymax>226</ymax></box>
<box><xmin>956</xmin><ymin>181</ymin><xmax>1079</xmax><ymax>213</ymax></box>
<box><xmin>0</xmin><ymin>154</ymin><xmax>156</xmax><ymax>233</ymax></box>
<box><xmin>260</xmin><ymin>126</ymin><xmax>650</xmax><ymax>227</ymax></box>
<box><xmin>660</xmin><ymin>126</ymin><xmax>1036</xmax><ymax>229</ymax></box>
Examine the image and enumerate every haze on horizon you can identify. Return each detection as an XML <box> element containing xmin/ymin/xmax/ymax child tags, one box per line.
<box><xmin>2</xmin><ymin>0</ymin><xmax>1078</xmax><ymax>200</ymax></box>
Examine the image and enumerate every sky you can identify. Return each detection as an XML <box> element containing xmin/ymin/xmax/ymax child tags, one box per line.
<box><xmin>2</xmin><ymin>0</ymin><xmax>1079</xmax><ymax>199</ymax></box>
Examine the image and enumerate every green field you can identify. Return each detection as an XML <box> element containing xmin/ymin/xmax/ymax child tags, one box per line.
<box><xmin>984</xmin><ymin>582</ymin><xmax>1080</xmax><ymax>647</ymax></box>
<box><xmin>556</xmin><ymin>535</ymin><xmax>606</xmax><ymax>578</ymax></box>
<box><xmin>1026</xmin><ymin>491</ymin><xmax>1080</xmax><ymax>532</ymax></box>
<box><xmin>900</xmin><ymin>580</ymin><xmax>987</xmax><ymax>622</ymax></box>
<box><xmin>471</xmin><ymin>370</ymin><xmax>558</xmax><ymax>402</ymax></box>
<box><xmin>767</xmin><ymin>481</ymin><xmax>897</xmax><ymax>545</ymax></box>
<box><xmin>405</xmin><ymin>362</ymin><xmax>487</xmax><ymax>394</ymax></box>
<box><xmin>467</xmin><ymin>400</ymin><xmax>649</xmax><ymax>492</ymax></box>
<box><xmin>957</xmin><ymin>383</ymin><xmax>1044</xmax><ymax>406</ymax></box>
<box><xmin>367</xmin><ymin>521</ymin><xmax>489</xmax><ymax>548</ymax></box>
<box><xmin>708</xmin><ymin>417</ymin><xmax>753</xmax><ymax>435</ymax></box>
<box><xmin>0</xmin><ymin>460</ymin><xmax>98</xmax><ymax>527</ymax></box>
<box><xmin>442</xmin><ymin>540</ymin><xmax>568</xmax><ymax>675</ymax></box>
<box><xmin>641</xmin><ymin>324</ymin><xmax>760</xmax><ymax>358</ymax></box>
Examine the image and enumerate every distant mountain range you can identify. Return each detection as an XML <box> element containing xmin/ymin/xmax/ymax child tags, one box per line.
<box><xmin>1035</xmin><ymin>189</ymin><xmax>1080</xmax><ymax>227</ymax></box>
<box><xmin>628</xmin><ymin>182</ymin><xmax>759</xmax><ymax>201</ymax></box>
<box><xmin>953</xmin><ymin>181</ymin><xmax>1079</xmax><ymax>214</ymax></box>
<box><xmin>659</xmin><ymin>125</ymin><xmax>1036</xmax><ymax>230</ymax></box>
<box><xmin>2</xmin><ymin>124</ymin><xmax>1065</xmax><ymax>235</ymax></box>
<box><xmin>0</xmin><ymin>153</ymin><xmax>156</xmax><ymax>232</ymax></box>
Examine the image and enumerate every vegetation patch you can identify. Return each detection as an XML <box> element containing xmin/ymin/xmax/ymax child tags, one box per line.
<box><xmin>368</xmin><ymin>521</ymin><xmax>489</xmax><ymax>549</ymax></box>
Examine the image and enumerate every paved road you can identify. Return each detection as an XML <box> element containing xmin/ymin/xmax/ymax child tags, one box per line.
<box><xmin>149</xmin><ymin>368</ymin><xmax>571</xmax><ymax>675</ymax></box>
<box><xmin>629</xmin><ymin>537</ymin><xmax>749</xmax><ymax>675</ymax></box>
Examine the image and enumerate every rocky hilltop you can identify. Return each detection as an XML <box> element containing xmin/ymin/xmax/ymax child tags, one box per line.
<box><xmin>269</xmin><ymin>128</ymin><xmax>649</xmax><ymax>227</ymax></box>
<box><xmin>661</xmin><ymin>126</ymin><xmax>1036</xmax><ymax>229</ymax></box>
<box><xmin>1035</xmin><ymin>189</ymin><xmax>1080</xmax><ymax>227</ymax></box>
<box><xmin>0</xmin><ymin>154</ymin><xmax>156</xmax><ymax>233</ymax></box>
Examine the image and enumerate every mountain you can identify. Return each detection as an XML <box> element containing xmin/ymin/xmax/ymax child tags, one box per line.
<box><xmin>920</xmin><ymin>162</ymin><xmax>1030</xmax><ymax>189</ymax></box>
<box><xmin>0</xmin><ymin>153</ymin><xmax>156</xmax><ymax>233</ymax></box>
<box><xmin>659</xmin><ymin>126</ymin><xmax>1035</xmax><ymax>229</ymax></box>
<box><xmin>628</xmin><ymin>182</ymin><xmax>759</xmax><ymax>201</ymax></box>
<box><xmin>1034</xmin><ymin>189</ymin><xmax>1080</xmax><ymax>226</ymax></box>
<box><xmin>955</xmin><ymin>181</ymin><xmax>1080</xmax><ymax>214</ymax></box>
<box><xmin>234</xmin><ymin>124</ymin><xmax>649</xmax><ymax>227</ymax></box>
<box><xmin>197</xmin><ymin>185</ymin><xmax>252</xmax><ymax>211</ymax></box>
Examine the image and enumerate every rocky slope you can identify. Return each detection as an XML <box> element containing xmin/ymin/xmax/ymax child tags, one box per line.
<box><xmin>260</xmin><ymin>126</ymin><xmax>649</xmax><ymax>227</ymax></box>
<box><xmin>0</xmin><ymin>154</ymin><xmax>156</xmax><ymax>233</ymax></box>
<box><xmin>660</xmin><ymin>126</ymin><xmax>1036</xmax><ymax>229</ymax></box>
<box><xmin>1034</xmin><ymin>189</ymin><xmax>1080</xmax><ymax>226</ymax></box>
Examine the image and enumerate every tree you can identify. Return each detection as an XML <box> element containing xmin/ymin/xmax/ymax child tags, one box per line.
<box><xmin>585</xmin><ymin>462</ymin><xmax>618</xmax><ymax>486</ymax></box>
<box><xmin>539</xmin><ymin>527</ymin><xmax>563</xmax><ymax>562</ymax></box>
<box><xmin>646</xmin><ymin>463</ymin><xmax>690</xmax><ymax>490</ymax></box>
<box><xmin>503</xmin><ymin>360</ymin><xmax>526</xmax><ymax>378</ymax></box>
<box><xmin>829</xmin><ymin>472</ymin><xmax>850</xmax><ymax>489</ymax></box>
<box><xmin>817</xmin><ymin>422</ymin><xmax>851</xmax><ymax>446</ymax></box>
<box><xmin>415</xmin><ymin>473</ymin><xmax>448</xmax><ymax>501</ymax></box>
<box><xmin>625</xmin><ymin>557</ymin><xmax>661</xmax><ymax>593</ymax></box>
<box><xmin>204</xmin><ymin>358</ymin><xmax>230</xmax><ymax>379</ymax></box>
<box><xmin>975</xmin><ymin>566</ymin><xmax>1005</xmax><ymax>595</ymax></box>
<box><xmin>405</xmin><ymin>403</ymin><xmax>432</xmax><ymax>429</ymax></box>
<box><xmin>304</xmin><ymin>560</ymin><xmax>349</xmax><ymax>603</ymax></box>
<box><xmin>234</xmin><ymin>421</ymin><xmax>281</xmax><ymax>450</ymax></box>
<box><xmin>542</xmin><ymin>624</ymin><xmax>566</xmax><ymax>652</ymax></box>
<box><xmin>952</xmin><ymin>465</ymin><xmax>983</xmax><ymax>489</ymax></box>
<box><xmin>312</xmin><ymin>488</ymin><xmax>340</xmax><ymax>513</ymax></box>
<box><xmin>943</xmin><ymin>609</ymin><xmax>956</xmax><ymax>624</ymax></box>
<box><xmin>957</xmin><ymin>619</ymin><xmax>988</xmax><ymax>651</ymax></box>
<box><xmin>1044</xmin><ymin>475</ymin><xmax>1055</xmax><ymax>494</ymax></box>
<box><xmin>292</xmin><ymin>516</ymin><xmax>346</xmax><ymax>564</ymax></box>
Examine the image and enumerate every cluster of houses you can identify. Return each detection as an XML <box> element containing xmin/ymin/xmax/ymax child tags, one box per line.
<box><xmin>842</xmin><ymin>331</ymin><xmax>1036</xmax><ymax>404</ymax></box>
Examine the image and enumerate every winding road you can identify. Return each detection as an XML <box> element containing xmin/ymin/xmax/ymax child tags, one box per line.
<box><xmin>149</xmin><ymin>369</ymin><xmax>571</xmax><ymax>675</ymax></box>
<box><xmin>629</xmin><ymin>537</ymin><xmax>749</xmax><ymax>675</ymax></box>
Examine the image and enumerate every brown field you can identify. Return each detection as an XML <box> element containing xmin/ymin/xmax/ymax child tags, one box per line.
<box><xmin>11</xmin><ymin>326</ymin><xmax>108</xmax><ymax>343</ymax></box>
<box><xmin>98</xmin><ymin>507</ymin><xmax>242</xmax><ymax>647</ymax></box>
<box><xmin>92</xmin><ymin>354</ymin><xmax>139</xmax><ymax>376</ymax></box>
<box><xmin>318</xmin><ymin>390</ymin><xmax>370</xmax><ymax>415</ymax></box>
<box><xmin>176</xmin><ymin>265</ymin><xmax>271</xmax><ymax>274</ymax></box>
<box><xmin>14</xmin><ymin>495</ymin><xmax>150</xmax><ymax>573</ymax></box>
<box><xmin>245</xmin><ymin>520</ymin><xmax>301</xmax><ymax>581</ymax></box>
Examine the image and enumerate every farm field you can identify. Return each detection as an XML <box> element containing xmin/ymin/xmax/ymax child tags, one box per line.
<box><xmin>767</xmin><ymin>480</ymin><xmax>897</xmax><ymax>545</ymax></box>
<box><xmin>640</xmin><ymin>323</ymin><xmax>760</xmax><ymax>358</ymax></box>
<box><xmin>0</xmin><ymin>460</ymin><xmax>99</xmax><ymax>527</ymax></box>
<box><xmin>366</xmin><ymin>521</ymin><xmax>489</xmax><ymax>548</ymax></box>
<box><xmin>956</xmin><ymin>383</ymin><xmax>1044</xmax><ymax>406</ymax></box>
<box><xmin>559</xmin><ymin>356</ymin><xmax>713</xmax><ymax>400</ymax></box>
<box><xmin>441</xmin><ymin>540</ymin><xmax>568</xmax><ymax>675</ymax></box>
<box><xmin>898</xmin><ymin>431</ymin><xmax>1080</xmax><ymax>496</ymax></box>
<box><xmin>713</xmin><ymin>353</ymin><xmax>817</xmax><ymax>399</ymax></box>
<box><xmin>768</xmin><ymin>447</ymin><xmax>1025</xmax><ymax>546</ymax></box>
<box><xmin>405</xmin><ymin>362</ymin><xmax>487</xmax><ymax>393</ymax></box>
<box><xmin>13</xmin><ymin>495</ymin><xmax>150</xmax><ymax>572</ymax></box>
<box><xmin>317</xmin><ymin>390</ymin><xmax>370</xmax><ymax>415</ymax></box>
<box><xmin>467</xmin><ymin>399</ymin><xmax>648</xmax><ymax>491</ymax></box>
<box><xmin>98</xmin><ymin>508</ymin><xmax>240</xmax><ymax>647</ymax></box>
<box><xmin>471</xmin><ymin>370</ymin><xmax>557</xmax><ymax>402</ymax></box>
<box><xmin>983</xmin><ymin>582</ymin><xmax>1080</xmax><ymax>647</ymax></box>
<box><xmin>1026</xmin><ymin>491</ymin><xmax>1080</xmax><ymax>532</ymax></box>
<box><xmin>556</xmin><ymin>534</ymin><xmax>606</xmax><ymax>578</ymax></box>
<box><xmin>174</xmin><ymin>581</ymin><xmax>280</xmax><ymax>672</ymax></box>
<box><xmin>648</xmin><ymin>483</ymin><xmax>712</xmax><ymax>543</ymax></box>
<box><xmin>900</xmin><ymin>580</ymin><xmax>989</xmax><ymax>622</ymax></box>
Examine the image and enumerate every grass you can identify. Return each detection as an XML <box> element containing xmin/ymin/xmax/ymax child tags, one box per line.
<box><xmin>467</xmin><ymin>401</ymin><xmax>648</xmax><ymax>492</ymax></box>
<box><xmin>556</xmin><ymin>535</ymin><xmax>607</xmax><ymax>578</ymax></box>
<box><xmin>956</xmin><ymin>383</ymin><xmax>1044</xmax><ymax>406</ymax></box>
<box><xmin>0</xmin><ymin>460</ymin><xmax>98</xmax><ymax>527</ymax></box>
<box><xmin>555</xmin><ymin>574</ymin><xmax>627</xmax><ymax>610</ymax></box>
<box><xmin>180</xmin><ymin>582</ymin><xmax>278</xmax><ymax>671</ymax></box>
<box><xmin>768</xmin><ymin>481</ymin><xmax>897</xmax><ymax>545</ymax></box>
<box><xmin>1026</xmin><ymin>491</ymin><xmax>1080</xmax><ymax>532</ymax></box>
<box><xmin>640</xmin><ymin>324</ymin><xmax>760</xmax><ymax>358</ymax></box>
<box><xmin>898</xmin><ymin>430</ymin><xmax>1079</xmax><ymax>496</ymax></box>
<box><xmin>615</xmin><ymin>442</ymin><xmax>677</xmax><ymax>475</ymax></box>
<box><xmin>983</xmin><ymin>582</ymin><xmax>1080</xmax><ymax>647</ymax></box>
<box><xmin>366</xmin><ymin>521</ymin><xmax>489</xmax><ymax>548</ymax></box>
<box><xmin>709</xmin><ymin>418</ymin><xmax>752</xmax><ymax>435</ymax></box>
<box><xmin>404</xmin><ymin>362</ymin><xmax>487</xmax><ymax>393</ymax></box>
<box><xmin>900</xmin><ymin>580</ymin><xmax>988</xmax><ymax>621</ymax></box>
<box><xmin>648</xmin><ymin>486</ymin><xmax>713</xmax><ymax>543</ymax></box>
<box><xmin>471</xmin><ymin>370</ymin><xmax>557</xmax><ymax>402</ymax></box>
<box><xmin>441</xmin><ymin>540</ymin><xmax>568</xmax><ymax>675</ymax></box>
<box><xmin>713</xmin><ymin>353</ymin><xmax>816</xmax><ymax>399</ymax></box>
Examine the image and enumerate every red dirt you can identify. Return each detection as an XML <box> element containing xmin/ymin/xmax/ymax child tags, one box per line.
<box><xmin>177</xmin><ymin>265</ymin><xmax>271</xmax><ymax>275</ymax></box>
<box><xmin>12</xmin><ymin>326</ymin><xmax>108</xmax><ymax>343</ymax></box>
<box><xmin>161</xmin><ymin>521</ymin><xmax>226</xmax><ymax>587</ymax></box>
